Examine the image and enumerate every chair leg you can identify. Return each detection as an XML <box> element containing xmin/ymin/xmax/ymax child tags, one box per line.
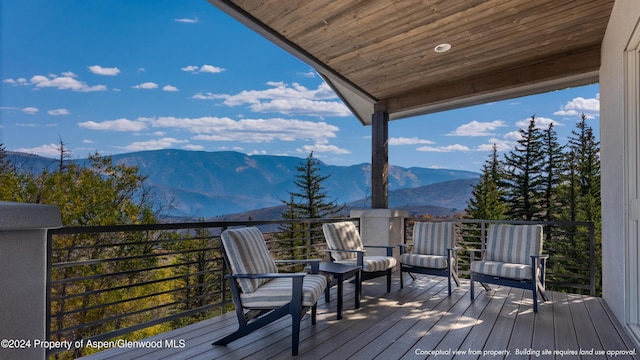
<box><xmin>311</xmin><ymin>304</ymin><xmax>317</xmax><ymax>325</ymax></box>
<box><xmin>532</xmin><ymin>286</ymin><xmax>538</xmax><ymax>313</ymax></box>
<box><xmin>400</xmin><ymin>268</ymin><xmax>404</xmax><ymax>288</ymax></box>
<box><xmin>470</xmin><ymin>272</ymin><xmax>475</xmax><ymax>300</ymax></box>
<box><xmin>386</xmin><ymin>269</ymin><xmax>392</xmax><ymax>292</ymax></box>
<box><xmin>291</xmin><ymin>311</ymin><xmax>301</xmax><ymax>356</ymax></box>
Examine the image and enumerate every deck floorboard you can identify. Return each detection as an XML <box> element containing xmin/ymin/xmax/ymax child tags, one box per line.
<box><xmin>79</xmin><ymin>274</ymin><xmax>637</xmax><ymax>360</ymax></box>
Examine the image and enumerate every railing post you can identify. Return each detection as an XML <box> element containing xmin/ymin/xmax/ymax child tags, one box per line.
<box><xmin>589</xmin><ymin>222</ymin><xmax>596</xmax><ymax>296</ymax></box>
<box><xmin>0</xmin><ymin>202</ymin><xmax>61</xmax><ymax>360</ymax></box>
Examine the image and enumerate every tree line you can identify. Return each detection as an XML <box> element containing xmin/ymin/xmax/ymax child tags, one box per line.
<box><xmin>0</xmin><ymin>144</ymin><xmax>223</xmax><ymax>358</ymax></box>
<box><xmin>465</xmin><ymin>114</ymin><xmax>601</xmax><ymax>293</ymax></box>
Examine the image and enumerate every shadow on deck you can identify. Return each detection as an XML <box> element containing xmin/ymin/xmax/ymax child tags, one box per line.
<box><xmin>81</xmin><ymin>274</ymin><xmax>637</xmax><ymax>360</ymax></box>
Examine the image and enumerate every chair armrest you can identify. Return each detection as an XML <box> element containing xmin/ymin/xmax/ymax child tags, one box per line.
<box><xmin>364</xmin><ymin>245</ymin><xmax>394</xmax><ymax>256</ymax></box>
<box><xmin>228</xmin><ymin>272</ymin><xmax>306</xmax><ymax>280</ymax></box>
<box><xmin>274</xmin><ymin>259</ymin><xmax>322</xmax><ymax>264</ymax></box>
<box><xmin>324</xmin><ymin>248</ymin><xmax>366</xmax><ymax>254</ymax></box>
<box><xmin>323</xmin><ymin>249</ymin><xmax>365</xmax><ymax>266</ymax></box>
<box><xmin>467</xmin><ymin>248</ymin><xmax>485</xmax><ymax>261</ymax></box>
<box><xmin>397</xmin><ymin>243</ymin><xmax>412</xmax><ymax>255</ymax></box>
<box><xmin>531</xmin><ymin>254</ymin><xmax>549</xmax><ymax>259</ymax></box>
<box><xmin>275</xmin><ymin>259</ymin><xmax>322</xmax><ymax>273</ymax></box>
<box><xmin>531</xmin><ymin>254</ymin><xmax>549</xmax><ymax>267</ymax></box>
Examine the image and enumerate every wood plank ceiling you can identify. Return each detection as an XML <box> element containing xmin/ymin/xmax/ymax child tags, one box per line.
<box><xmin>208</xmin><ymin>0</ymin><xmax>615</xmax><ymax>125</ymax></box>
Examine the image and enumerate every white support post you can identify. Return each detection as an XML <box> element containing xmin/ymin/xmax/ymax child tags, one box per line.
<box><xmin>350</xmin><ymin>209</ymin><xmax>408</xmax><ymax>263</ymax></box>
<box><xmin>0</xmin><ymin>202</ymin><xmax>62</xmax><ymax>360</ymax></box>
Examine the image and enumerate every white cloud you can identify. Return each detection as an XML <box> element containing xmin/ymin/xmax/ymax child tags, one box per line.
<box><xmin>48</xmin><ymin>108</ymin><xmax>70</xmax><ymax>116</ymax></box>
<box><xmin>181</xmin><ymin>65</ymin><xmax>199</xmax><ymax>72</ymax></box>
<box><xmin>181</xmin><ymin>64</ymin><xmax>225</xmax><ymax>74</ymax></box>
<box><xmin>297</xmin><ymin>144</ymin><xmax>351</xmax><ymax>154</ymax></box>
<box><xmin>191</xmin><ymin>92</ymin><xmax>224</xmax><ymax>100</ymax></box>
<box><xmin>88</xmin><ymin>65</ymin><xmax>121</xmax><ymax>76</ymax></box>
<box><xmin>22</xmin><ymin>107</ymin><xmax>39</xmax><ymax>115</ymax></box>
<box><xmin>182</xmin><ymin>144</ymin><xmax>204</xmax><ymax>151</ymax></box>
<box><xmin>162</xmin><ymin>85</ymin><xmax>179</xmax><ymax>92</ymax></box>
<box><xmin>448</xmin><ymin>120</ymin><xmax>506</xmax><ymax>136</ymax></box>
<box><xmin>77</xmin><ymin>115</ymin><xmax>342</xmax><ymax>144</ymax></box>
<box><xmin>78</xmin><ymin>118</ymin><xmax>148</xmax><ymax>131</ymax></box>
<box><xmin>476</xmin><ymin>138</ymin><xmax>515</xmax><ymax>152</ymax></box>
<box><xmin>250</xmin><ymin>98</ymin><xmax>351</xmax><ymax>117</ymax></box>
<box><xmin>389</xmin><ymin>137</ymin><xmax>434</xmax><ymax>145</ymax></box>
<box><xmin>204</xmin><ymin>82</ymin><xmax>350</xmax><ymax>117</ymax></box>
<box><xmin>417</xmin><ymin>144</ymin><xmax>470</xmax><ymax>152</ymax></box>
<box><xmin>503</xmin><ymin>131</ymin><xmax>522</xmax><ymax>141</ymax></box>
<box><xmin>30</xmin><ymin>74</ymin><xmax>106</xmax><ymax>92</ymax></box>
<box><xmin>175</xmin><ymin>18</ymin><xmax>198</xmax><ymax>23</ymax></box>
<box><xmin>554</xmin><ymin>94</ymin><xmax>600</xmax><ymax>119</ymax></box>
<box><xmin>515</xmin><ymin>116</ymin><xmax>560</xmax><ymax>129</ymax></box>
<box><xmin>14</xmin><ymin>143</ymin><xmax>60</xmax><ymax>157</ymax></box>
<box><xmin>82</xmin><ymin>139</ymin><xmax>94</xmax><ymax>144</ymax></box>
<box><xmin>117</xmin><ymin>138</ymin><xmax>188</xmax><ymax>152</ymax></box>
<box><xmin>132</xmin><ymin>82</ymin><xmax>158</xmax><ymax>89</ymax></box>
<box><xmin>199</xmin><ymin>65</ymin><xmax>225</xmax><ymax>74</ymax></box>
<box><xmin>3</xmin><ymin>78</ymin><xmax>29</xmax><ymax>86</ymax></box>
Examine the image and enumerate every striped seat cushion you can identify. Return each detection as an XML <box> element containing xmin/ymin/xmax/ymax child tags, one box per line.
<box><xmin>336</xmin><ymin>255</ymin><xmax>397</xmax><ymax>272</ymax></box>
<box><xmin>221</xmin><ymin>227</ymin><xmax>277</xmax><ymax>293</ymax></box>
<box><xmin>322</xmin><ymin>222</ymin><xmax>364</xmax><ymax>261</ymax></box>
<box><xmin>400</xmin><ymin>253</ymin><xmax>449</xmax><ymax>269</ymax></box>
<box><xmin>485</xmin><ymin>224</ymin><xmax>543</xmax><ymax>265</ymax></box>
<box><xmin>412</xmin><ymin>222</ymin><xmax>455</xmax><ymax>256</ymax></box>
<box><xmin>240</xmin><ymin>274</ymin><xmax>327</xmax><ymax>308</ymax></box>
<box><xmin>470</xmin><ymin>260</ymin><xmax>532</xmax><ymax>280</ymax></box>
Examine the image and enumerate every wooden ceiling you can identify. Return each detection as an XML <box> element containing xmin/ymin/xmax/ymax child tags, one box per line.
<box><xmin>208</xmin><ymin>0</ymin><xmax>615</xmax><ymax>124</ymax></box>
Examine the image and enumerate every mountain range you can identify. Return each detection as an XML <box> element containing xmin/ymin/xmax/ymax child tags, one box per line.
<box><xmin>7</xmin><ymin>149</ymin><xmax>479</xmax><ymax>219</ymax></box>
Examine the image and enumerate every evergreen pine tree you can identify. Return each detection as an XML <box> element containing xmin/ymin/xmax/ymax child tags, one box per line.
<box><xmin>466</xmin><ymin>144</ymin><xmax>506</xmax><ymax>219</ymax></box>
<box><xmin>503</xmin><ymin>115</ymin><xmax>545</xmax><ymax>220</ymax></box>
<box><xmin>540</xmin><ymin>122</ymin><xmax>565</xmax><ymax>222</ymax></box>
<box><xmin>569</xmin><ymin>114</ymin><xmax>601</xmax><ymax>224</ymax></box>
<box><xmin>279</xmin><ymin>152</ymin><xmax>344</xmax><ymax>258</ymax></box>
<box><xmin>559</xmin><ymin>114</ymin><xmax>602</xmax><ymax>294</ymax></box>
<box><xmin>284</xmin><ymin>152</ymin><xmax>344</xmax><ymax>219</ymax></box>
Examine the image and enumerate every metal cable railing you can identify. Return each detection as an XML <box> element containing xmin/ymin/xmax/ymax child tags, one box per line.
<box><xmin>46</xmin><ymin>218</ymin><xmax>354</xmax><ymax>359</ymax></box>
<box><xmin>403</xmin><ymin>218</ymin><xmax>597</xmax><ymax>296</ymax></box>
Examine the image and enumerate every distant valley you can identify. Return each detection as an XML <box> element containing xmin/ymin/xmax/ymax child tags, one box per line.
<box><xmin>7</xmin><ymin>149</ymin><xmax>479</xmax><ymax>219</ymax></box>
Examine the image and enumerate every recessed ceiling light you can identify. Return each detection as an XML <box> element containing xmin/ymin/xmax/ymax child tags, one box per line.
<box><xmin>434</xmin><ymin>43</ymin><xmax>451</xmax><ymax>53</ymax></box>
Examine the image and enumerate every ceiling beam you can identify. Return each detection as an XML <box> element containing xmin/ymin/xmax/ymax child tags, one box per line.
<box><xmin>384</xmin><ymin>46</ymin><xmax>601</xmax><ymax>121</ymax></box>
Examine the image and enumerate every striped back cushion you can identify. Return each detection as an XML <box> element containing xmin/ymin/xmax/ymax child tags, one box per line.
<box><xmin>485</xmin><ymin>224</ymin><xmax>543</xmax><ymax>264</ymax></box>
<box><xmin>413</xmin><ymin>222</ymin><xmax>455</xmax><ymax>256</ymax></box>
<box><xmin>221</xmin><ymin>227</ymin><xmax>277</xmax><ymax>293</ymax></box>
<box><xmin>322</xmin><ymin>222</ymin><xmax>363</xmax><ymax>261</ymax></box>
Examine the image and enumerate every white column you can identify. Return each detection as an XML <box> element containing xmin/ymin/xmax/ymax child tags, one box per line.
<box><xmin>350</xmin><ymin>209</ymin><xmax>408</xmax><ymax>262</ymax></box>
<box><xmin>0</xmin><ymin>202</ymin><xmax>62</xmax><ymax>360</ymax></box>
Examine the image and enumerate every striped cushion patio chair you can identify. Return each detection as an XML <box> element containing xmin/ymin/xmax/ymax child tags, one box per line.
<box><xmin>398</xmin><ymin>222</ymin><xmax>460</xmax><ymax>295</ymax></box>
<box><xmin>469</xmin><ymin>224</ymin><xmax>549</xmax><ymax>312</ymax></box>
<box><xmin>322</xmin><ymin>221</ymin><xmax>397</xmax><ymax>292</ymax></box>
<box><xmin>213</xmin><ymin>227</ymin><xmax>326</xmax><ymax>356</ymax></box>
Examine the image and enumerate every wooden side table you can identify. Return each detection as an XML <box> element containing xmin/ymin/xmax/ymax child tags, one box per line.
<box><xmin>319</xmin><ymin>262</ymin><xmax>361</xmax><ymax>319</ymax></box>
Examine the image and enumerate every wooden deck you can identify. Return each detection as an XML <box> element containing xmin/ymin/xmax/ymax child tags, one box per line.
<box><xmin>82</xmin><ymin>274</ymin><xmax>637</xmax><ymax>359</ymax></box>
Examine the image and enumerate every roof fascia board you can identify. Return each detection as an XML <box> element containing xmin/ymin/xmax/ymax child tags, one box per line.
<box><xmin>207</xmin><ymin>0</ymin><xmax>377</xmax><ymax>108</ymax></box>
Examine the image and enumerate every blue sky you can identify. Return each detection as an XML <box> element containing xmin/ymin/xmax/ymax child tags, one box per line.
<box><xmin>1</xmin><ymin>1</ymin><xmax>600</xmax><ymax>172</ymax></box>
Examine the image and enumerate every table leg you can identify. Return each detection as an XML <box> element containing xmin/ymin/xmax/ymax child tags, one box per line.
<box><xmin>355</xmin><ymin>270</ymin><xmax>361</xmax><ymax>309</ymax></box>
<box><xmin>336</xmin><ymin>274</ymin><xmax>343</xmax><ymax>320</ymax></box>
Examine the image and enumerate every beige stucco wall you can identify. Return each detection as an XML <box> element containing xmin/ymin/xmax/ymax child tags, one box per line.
<box><xmin>600</xmin><ymin>0</ymin><xmax>640</xmax><ymax>331</ymax></box>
